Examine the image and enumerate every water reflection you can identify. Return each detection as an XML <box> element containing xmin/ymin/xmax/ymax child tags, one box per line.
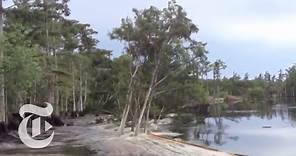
<box><xmin>171</xmin><ymin>103</ymin><xmax>296</xmax><ymax>156</ymax></box>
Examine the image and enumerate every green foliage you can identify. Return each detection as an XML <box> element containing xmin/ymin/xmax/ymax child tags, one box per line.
<box><xmin>110</xmin><ymin>1</ymin><xmax>210</xmax><ymax>118</ymax></box>
<box><xmin>248</xmin><ymin>87</ymin><xmax>265</xmax><ymax>101</ymax></box>
<box><xmin>2</xmin><ymin>0</ymin><xmax>104</xmax><ymax>115</ymax></box>
<box><xmin>3</xmin><ymin>0</ymin><xmax>295</xmax><ymax>125</ymax></box>
<box><xmin>2</xmin><ymin>22</ymin><xmax>41</xmax><ymax>110</ymax></box>
<box><xmin>285</xmin><ymin>65</ymin><xmax>296</xmax><ymax>91</ymax></box>
<box><xmin>188</xmin><ymin>83</ymin><xmax>209</xmax><ymax>104</ymax></box>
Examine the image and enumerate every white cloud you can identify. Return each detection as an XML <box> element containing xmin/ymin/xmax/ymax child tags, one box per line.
<box><xmin>222</xmin><ymin>16</ymin><xmax>296</xmax><ymax>47</ymax></box>
<box><xmin>58</xmin><ymin>0</ymin><xmax>296</xmax><ymax>76</ymax></box>
<box><xmin>174</xmin><ymin>0</ymin><xmax>296</xmax><ymax>48</ymax></box>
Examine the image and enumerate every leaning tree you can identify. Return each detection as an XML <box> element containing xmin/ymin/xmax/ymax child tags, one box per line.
<box><xmin>111</xmin><ymin>0</ymin><xmax>208</xmax><ymax>135</ymax></box>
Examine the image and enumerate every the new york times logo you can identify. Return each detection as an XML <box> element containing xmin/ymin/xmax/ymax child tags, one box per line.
<box><xmin>18</xmin><ymin>102</ymin><xmax>54</xmax><ymax>149</ymax></box>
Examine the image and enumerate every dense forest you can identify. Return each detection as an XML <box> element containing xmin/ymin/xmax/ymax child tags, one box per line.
<box><xmin>1</xmin><ymin>0</ymin><xmax>296</xmax><ymax>136</ymax></box>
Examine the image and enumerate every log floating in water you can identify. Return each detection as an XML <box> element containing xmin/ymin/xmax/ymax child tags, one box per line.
<box><xmin>151</xmin><ymin>132</ymin><xmax>183</xmax><ymax>139</ymax></box>
<box><xmin>262</xmin><ymin>125</ymin><xmax>272</xmax><ymax>128</ymax></box>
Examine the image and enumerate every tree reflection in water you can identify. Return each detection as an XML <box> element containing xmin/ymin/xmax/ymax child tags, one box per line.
<box><xmin>171</xmin><ymin>101</ymin><xmax>296</xmax><ymax>148</ymax></box>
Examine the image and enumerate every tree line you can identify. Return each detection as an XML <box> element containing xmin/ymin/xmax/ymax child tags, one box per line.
<box><xmin>0</xmin><ymin>0</ymin><xmax>295</xmax><ymax>136</ymax></box>
<box><xmin>0</xmin><ymin>0</ymin><xmax>113</xmax><ymax>122</ymax></box>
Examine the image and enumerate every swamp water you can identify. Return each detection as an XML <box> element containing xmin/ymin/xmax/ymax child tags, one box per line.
<box><xmin>171</xmin><ymin>103</ymin><xmax>296</xmax><ymax>156</ymax></box>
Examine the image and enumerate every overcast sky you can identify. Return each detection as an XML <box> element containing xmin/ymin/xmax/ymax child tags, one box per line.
<box><xmin>5</xmin><ymin>0</ymin><xmax>296</xmax><ymax>77</ymax></box>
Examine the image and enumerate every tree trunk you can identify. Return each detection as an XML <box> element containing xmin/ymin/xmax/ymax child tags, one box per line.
<box><xmin>131</xmin><ymin>97</ymin><xmax>139</xmax><ymax>132</ymax></box>
<box><xmin>54</xmin><ymin>50</ymin><xmax>60</xmax><ymax>115</ymax></box>
<box><xmin>0</xmin><ymin>0</ymin><xmax>5</xmax><ymax>122</ymax></box>
<box><xmin>48</xmin><ymin>76</ymin><xmax>55</xmax><ymax>106</ymax></box>
<box><xmin>60</xmin><ymin>94</ymin><xmax>64</xmax><ymax>114</ymax></box>
<box><xmin>72</xmin><ymin>62</ymin><xmax>76</xmax><ymax>112</ymax></box>
<box><xmin>135</xmin><ymin>80</ymin><xmax>153</xmax><ymax>136</ymax></box>
<box><xmin>55</xmin><ymin>89</ymin><xmax>60</xmax><ymax>116</ymax></box>
<box><xmin>119</xmin><ymin>65</ymin><xmax>139</xmax><ymax>135</ymax></box>
<box><xmin>135</xmin><ymin>60</ymin><xmax>159</xmax><ymax>136</ymax></box>
<box><xmin>144</xmin><ymin>98</ymin><xmax>152</xmax><ymax>133</ymax></box>
<box><xmin>79</xmin><ymin>66</ymin><xmax>83</xmax><ymax>112</ymax></box>
<box><xmin>17</xmin><ymin>91</ymin><xmax>23</xmax><ymax>108</ymax></box>
<box><xmin>157</xmin><ymin>105</ymin><xmax>164</xmax><ymax>123</ymax></box>
<box><xmin>65</xmin><ymin>95</ymin><xmax>68</xmax><ymax>113</ymax></box>
<box><xmin>33</xmin><ymin>80</ymin><xmax>37</xmax><ymax>103</ymax></box>
<box><xmin>83</xmin><ymin>75</ymin><xmax>88</xmax><ymax>110</ymax></box>
<box><xmin>120</xmin><ymin>103</ymin><xmax>130</xmax><ymax>134</ymax></box>
<box><xmin>4</xmin><ymin>87</ymin><xmax>7</xmax><ymax>123</ymax></box>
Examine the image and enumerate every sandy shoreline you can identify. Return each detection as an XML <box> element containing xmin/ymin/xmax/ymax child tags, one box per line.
<box><xmin>0</xmin><ymin>116</ymin><xmax>239</xmax><ymax>156</ymax></box>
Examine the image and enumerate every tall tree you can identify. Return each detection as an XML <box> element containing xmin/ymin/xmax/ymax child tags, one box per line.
<box><xmin>111</xmin><ymin>0</ymin><xmax>207</xmax><ymax>135</ymax></box>
<box><xmin>0</xmin><ymin>0</ymin><xmax>5</xmax><ymax>122</ymax></box>
<box><xmin>211</xmin><ymin>59</ymin><xmax>226</xmax><ymax>97</ymax></box>
<box><xmin>3</xmin><ymin>0</ymin><xmax>99</xmax><ymax>117</ymax></box>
